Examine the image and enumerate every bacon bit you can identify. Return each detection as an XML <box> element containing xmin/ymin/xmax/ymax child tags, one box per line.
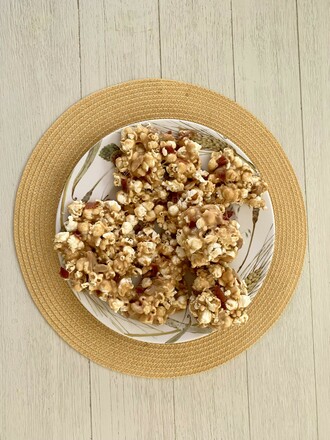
<box><xmin>121</xmin><ymin>178</ymin><xmax>128</xmax><ymax>192</ymax></box>
<box><xmin>150</xmin><ymin>264</ymin><xmax>159</xmax><ymax>277</ymax></box>
<box><xmin>217</xmin><ymin>155</ymin><xmax>228</xmax><ymax>167</ymax></box>
<box><xmin>237</xmin><ymin>237</ymin><xmax>243</xmax><ymax>249</ymax></box>
<box><xmin>223</xmin><ymin>210</ymin><xmax>234</xmax><ymax>221</ymax></box>
<box><xmin>213</xmin><ymin>285</ymin><xmax>227</xmax><ymax>306</ymax></box>
<box><xmin>74</xmin><ymin>231</ymin><xmax>81</xmax><ymax>238</ymax></box>
<box><xmin>85</xmin><ymin>201</ymin><xmax>98</xmax><ymax>209</ymax></box>
<box><xmin>59</xmin><ymin>267</ymin><xmax>69</xmax><ymax>279</ymax></box>
<box><xmin>189</xmin><ymin>220</ymin><xmax>196</xmax><ymax>228</ymax></box>
<box><xmin>219</xmin><ymin>172</ymin><xmax>227</xmax><ymax>182</ymax></box>
<box><xmin>165</xmin><ymin>145</ymin><xmax>175</xmax><ymax>154</ymax></box>
<box><xmin>136</xmin><ymin>286</ymin><xmax>145</xmax><ymax>294</ymax></box>
<box><xmin>215</xmin><ymin>167</ymin><xmax>227</xmax><ymax>182</ymax></box>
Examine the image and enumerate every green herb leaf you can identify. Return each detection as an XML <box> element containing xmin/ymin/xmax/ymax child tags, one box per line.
<box><xmin>99</xmin><ymin>143</ymin><xmax>121</xmax><ymax>162</ymax></box>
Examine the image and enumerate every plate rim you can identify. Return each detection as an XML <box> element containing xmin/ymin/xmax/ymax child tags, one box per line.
<box><xmin>56</xmin><ymin>117</ymin><xmax>276</xmax><ymax>344</ymax></box>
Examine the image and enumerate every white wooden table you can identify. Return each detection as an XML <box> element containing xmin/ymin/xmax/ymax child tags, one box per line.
<box><xmin>1</xmin><ymin>1</ymin><xmax>329</xmax><ymax>439</ymax></box>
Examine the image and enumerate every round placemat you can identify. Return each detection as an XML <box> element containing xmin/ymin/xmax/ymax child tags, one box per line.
<box><xmin>14</xmin><ymin>79</ymin><xmax>306</xmax><ymax>378</ymax></box>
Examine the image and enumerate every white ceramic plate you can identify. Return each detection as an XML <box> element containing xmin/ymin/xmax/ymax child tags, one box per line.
<box><xmin>56</xmin><ymin>119</ymin><xmax>275</xmax><ymax>344</ymax></box>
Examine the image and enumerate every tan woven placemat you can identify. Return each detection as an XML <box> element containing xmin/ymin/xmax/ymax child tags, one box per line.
<box><xmin>14</xmin><ymin>79</ymin><xmax>306</xmax><ymax>378</ymax></box>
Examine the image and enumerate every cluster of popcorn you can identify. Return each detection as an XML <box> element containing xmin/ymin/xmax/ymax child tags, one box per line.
<box><xmin>55</xmin><ymin>125</ymin><xmax>267</xmax><ymax>329</ymax></box>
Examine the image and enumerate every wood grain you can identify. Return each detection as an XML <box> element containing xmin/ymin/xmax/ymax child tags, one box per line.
<box><xmin>297</xmin><ymin>0</ymin><xmax>330</xmax><ymax>438</ymax></box>
<box><xmin>1</xmin><ymin>0</ymin><xmax>328</xmax><ymax>438</ymax></box>
<box><xmin>159</xmin><ymin>0</ymin><xmax>235</xmax><ymax>97</ymax></box>
<box><xmin>0</xmin><ymin>1</ymin><xmax>90</xmax><ymax>440</ymax></box>
<box><xmin>90</xmin><ymin>371</ymin><xmax>175</xmax><ymax>440</ymax></box>
<box><xmin>232</xmin><ymin>1</ymin><xmax>317</xmax><ymax>439</ymax></box>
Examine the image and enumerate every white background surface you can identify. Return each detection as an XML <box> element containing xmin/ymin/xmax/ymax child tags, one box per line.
<box><xmin>0</xmin><ymin>1</ymin><xmax>329</xmax><ymax>439</ymax></box>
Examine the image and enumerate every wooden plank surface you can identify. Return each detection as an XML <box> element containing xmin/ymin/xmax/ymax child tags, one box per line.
<box><xmin>297</xmin><ymin>1</ymin><xmax>330</xmax><ymax>439</ymax></box>
<box><xmin>1</xmin><ymin>0</ymin><xmax>329</xmax><ymax>439</ymax></box>
<box><xmin>232</xmin><ymin>1</ymin><xmax>317</xmax><ymax>439</ymax></box>
<box><xmin>0</xmin><ymin>1</ymin><xmax>91</xmax><ymax>440</ymax></box>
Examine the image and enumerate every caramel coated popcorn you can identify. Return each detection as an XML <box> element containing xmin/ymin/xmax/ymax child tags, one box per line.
<box><xmin>55</xmin><ymin>125</ymin><xmax>267</xmax><ymax>329</ymax></box>
<box><xmin>190</xmin><ymin>264</ymin><xmax>250</xmax><ymax>327</ymax></box>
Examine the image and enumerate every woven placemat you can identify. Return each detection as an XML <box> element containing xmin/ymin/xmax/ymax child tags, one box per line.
<box><xmin>14</xmin><ymin>79</ymin><xmax>306</xmax><ymax>378</ymax></box>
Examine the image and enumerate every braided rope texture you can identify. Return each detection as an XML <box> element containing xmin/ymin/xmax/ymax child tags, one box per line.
<box><xmin>14</xmin><ymin>79</ymin><xmax>306</xmax><ymax>378</ymax></box>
